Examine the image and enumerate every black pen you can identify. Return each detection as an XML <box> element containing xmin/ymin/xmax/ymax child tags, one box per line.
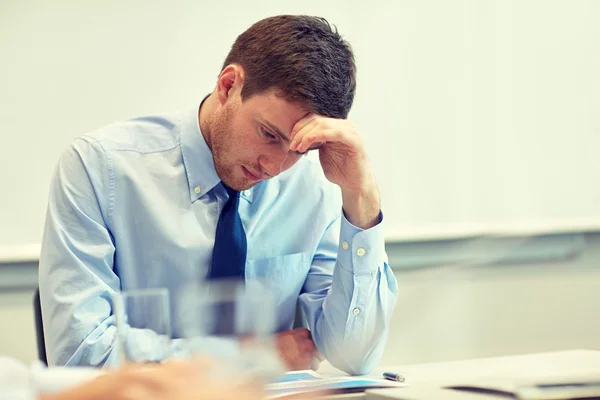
<box><xmin>383</xmin><ymin>372</ymin><xmax>406</xmax><ymax>383</ymax></box>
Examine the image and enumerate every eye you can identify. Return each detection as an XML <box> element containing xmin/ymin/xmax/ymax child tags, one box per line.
<box><xmin>262</xmin><ymin>129</ymin><xmax>277</xmax><ymax>140</ymax></box>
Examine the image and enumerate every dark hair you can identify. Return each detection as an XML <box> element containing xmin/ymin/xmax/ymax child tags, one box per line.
<box><xmin>222</xmin><ymin>15</ymin><xmax>356</xmax><ymax>119</ymax></box>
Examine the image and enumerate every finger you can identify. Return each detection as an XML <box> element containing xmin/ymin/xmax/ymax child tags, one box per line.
<box><xmin>301</xmin><ymin>338</ymin><xmax>316</xmax><ymax>353</ymax></box>
<box><xmin>292</xmin><ymin>122</ymin><xmax>324</xmax><ymax>152</ymax></box>
<box><xmin>297</xmin><ymin>128</ymin><xmax>346</xmax><ymax>153</ymax></box>
<box><xmin>310</xmin><ymin>356</ymin><xmax>321</xmax><ymax>371</ymax></box>
<box><xmin>298</xmin><ymin>351</ymin><xmax>316</xmax><ymax>369</ymax></box>
<box><xmin>294</xmin><ymin>353</ymin><xmax>314</xmax><ymax>370</ymax></box>
<box><xmin>295</xmin><ymin>328</ymin><xmax>312</xmax><ymax>338</ymax></box>
<box><xmin>290</xmin><ymin>113</ymin><xmax>318</xmax><ymax>142</ymax></box>
<box><xmin>290</xmin><ymin>117</ymin><xmax>321</xmax><ymax>151</ymax></box>
<box><xmin>313</xmin><ymin>351</ymin><xmax>325</xmax><ymax>362</ymax></box>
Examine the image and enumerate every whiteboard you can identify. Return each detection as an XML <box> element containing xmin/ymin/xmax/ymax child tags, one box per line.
<box><xmin>1</xmin><ymin>0</ymin><xmax>599</xmax><ymax>261</ymax></box>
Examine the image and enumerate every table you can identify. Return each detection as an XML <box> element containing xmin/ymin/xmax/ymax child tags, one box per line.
<box><xmin>366</xmin><ymin>350</ymin><xmax>600</xmax><ymax>399</ymax></box>
<box><xmin>324</xmin><ymin>350</ymin><xmax>600</xmax><ymax>400</ymax></box>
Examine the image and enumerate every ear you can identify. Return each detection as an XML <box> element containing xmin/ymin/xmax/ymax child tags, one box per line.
<box><xmin>216</xmin><ymin>64</ymin><xmax>245</xmax><ymax>105</ymax></box>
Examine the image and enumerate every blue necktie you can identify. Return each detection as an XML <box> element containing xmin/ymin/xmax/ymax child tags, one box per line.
<box><xmin>209</xmin><ymin>185</ymin><xmax>247</xmax><ymax>280</ymax></box>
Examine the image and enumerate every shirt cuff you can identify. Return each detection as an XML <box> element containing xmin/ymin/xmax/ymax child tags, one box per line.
<box><xmin>337</xmin><ymin>211</ymin><xmax>385</xmax><ymax>274</ymax></box>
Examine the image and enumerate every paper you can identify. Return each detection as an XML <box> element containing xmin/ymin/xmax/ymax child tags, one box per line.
<box><xmin>266</xmin><ymin>370</ymin><xmax>405</xmax><ymax>399</ymax></box>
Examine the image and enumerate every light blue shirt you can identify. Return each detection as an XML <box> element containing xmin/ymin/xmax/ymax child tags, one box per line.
<box><xmin>39</xmin><ymin>104</ymin><xmax>398</xmax><ymax>374</ymax></box>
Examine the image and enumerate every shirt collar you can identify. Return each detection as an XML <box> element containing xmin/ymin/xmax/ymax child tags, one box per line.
<box><xmin>179</xmin><ymin>101</ymin><xmax>254</xmax><ymax>203</ymax></box>
<box><xmin>180</xmin><ymin>102</ymin><xmax>220</xmax><ymax>202</ymax></box>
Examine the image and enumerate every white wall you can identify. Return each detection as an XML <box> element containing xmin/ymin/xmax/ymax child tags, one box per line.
<box><xmin>3</xmin><ymin>234</ymin><xmax>600</xmax><ymax>366</ymax></box>
<box><xmin>2</xmin><ymin>0</ymin><xmax>599</xmax><ymax>257</ymax></box>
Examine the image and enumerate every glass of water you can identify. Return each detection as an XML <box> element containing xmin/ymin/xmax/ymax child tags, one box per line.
<box><xmin>175</xmin><ymin>278</ymin><xmax>283</xmax><ymax>380</ymax></box>
<box><xmin>113</xmin><ymin>288</ymin><xmax>172</xmax><ymax>364</ymax></box>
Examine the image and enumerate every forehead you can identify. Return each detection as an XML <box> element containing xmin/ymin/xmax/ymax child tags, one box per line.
<box><xmin>241</xmin><ymin>90</ymin><xmax>309</xmax><ymax>135</ymax></box>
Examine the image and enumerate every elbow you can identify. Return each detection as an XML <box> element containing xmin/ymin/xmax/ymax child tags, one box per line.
<box><xmin>324</xmin><ymin>342</ymin><xmax>384</xmax><ymax>376</ymax></box>
<box><xmin>314</xmin><ymin>322</ymin><xmax>389</xmax><ymax>376</ymax></box>
<box><xmin>339</xmin><ymin>362</ymin><xmax>376</xmax><ymax>376</ymax></box>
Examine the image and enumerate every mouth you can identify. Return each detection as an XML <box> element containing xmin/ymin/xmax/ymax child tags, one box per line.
<box><xmin>241</xmin><ymin>166</ymin><xmax>262</xmax><ymax>181</ymax></box>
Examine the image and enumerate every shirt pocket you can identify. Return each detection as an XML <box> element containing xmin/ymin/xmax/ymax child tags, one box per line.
<box><xmin>245</xmin><ymin>252</ymin><xmax>310</xmax><ymax>305</ymax></box>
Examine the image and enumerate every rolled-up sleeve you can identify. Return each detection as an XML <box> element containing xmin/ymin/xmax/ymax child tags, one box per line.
<box><xmin>39</xmin><ymin>136</ymin><xmax>121</xmax><ymax>366</ymax></box>
<box><xmin>39</xmin><ymin>137</ymin><xmax>177</xmax><ymax>367</ymax></box>
<box><xmin>299</xmin><ymin>212</ymin><xmax>398</xmax><ymax>375</ymax></box>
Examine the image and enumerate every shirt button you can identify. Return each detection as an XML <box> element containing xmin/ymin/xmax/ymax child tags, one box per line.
<box><xmin>243</xmin><ymin>190</ymin><xmax>251</xmax><ymax>197</ymax></box>
<box><xmin>357</xmin><ymin>248</ymin><xmax>366</xmax><ymax>257</ymax></box>
<box><xmin>194</xmin><ymin>186</ymin><xmax>201</xmax><ymax>194</ymax></box>
<box><xmin>342</xmin><ymin>241</ymin><xmax>349</xmax><ymax>250</ymax></box>
<box><xmin>353</xmin><ymin>307</ymin><xmax>360</xmax><ymax>315</ymax></box>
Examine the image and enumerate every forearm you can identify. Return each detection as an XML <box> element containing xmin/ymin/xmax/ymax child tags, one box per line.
<box><xmin>340</xmin><ymin>176</ymin><xmax>381</xmax><ymax>230</ymax></box>
<box><xmin>44</xmin><ymin>295</ymin><xmax>173</xmax><ymax>367</ymax></box>
<box><xmin>302</xmin><ymin>216</ymin><xmax>398</xmax><ymax>375</ymax></box>
<box><xmin>312</xmin><ymin>264</ymin><xmax>396</xmax><ymax>374</ymax></box>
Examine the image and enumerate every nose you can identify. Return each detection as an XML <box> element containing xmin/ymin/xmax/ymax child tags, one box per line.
<box><xmin>258</xmin><ymin>151</ymin><xmax>297</xmax><ymax>177</ymax></box>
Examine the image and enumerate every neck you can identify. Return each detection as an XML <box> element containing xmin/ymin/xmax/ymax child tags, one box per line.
<box><xmin>198</xmin><ymin>91</ymin><xmax>217</xmax><ymax>150</ymax></box>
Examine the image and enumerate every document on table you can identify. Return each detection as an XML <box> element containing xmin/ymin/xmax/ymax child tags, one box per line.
<box><xmin>266</xmin><ymin>370</ymin><xmax>406</xmax><ymax>399</ymax></box>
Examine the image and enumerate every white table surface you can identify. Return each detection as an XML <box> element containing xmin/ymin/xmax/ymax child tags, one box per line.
<box><xmin>318</xmin><ymin>349</ymin><xmax>600</xmax><ymax>400</ymax></box>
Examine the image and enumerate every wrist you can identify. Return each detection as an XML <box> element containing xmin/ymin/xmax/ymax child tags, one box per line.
<box><xmin>341</xmin><ymin>183</ymin><xmax>381</xmax><ymax>230</ymax></box>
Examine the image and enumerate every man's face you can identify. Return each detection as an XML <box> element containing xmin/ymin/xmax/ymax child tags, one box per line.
<box><xmin>209</xmin><ymin>88</ymin><xmax>310</xmax><ymax>191</ymax></box>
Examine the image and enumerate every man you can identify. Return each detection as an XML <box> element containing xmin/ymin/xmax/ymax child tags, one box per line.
<box><xmin>39</xmin><ymin>15</ymin><xmax>398</xmax><ymax>374</ymax></box>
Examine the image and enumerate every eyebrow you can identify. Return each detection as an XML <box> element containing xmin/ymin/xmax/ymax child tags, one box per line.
<box><xmin>256</xmin><ymin>116</ymin><xmax>290</xmax><ymax>142</ymax></box>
